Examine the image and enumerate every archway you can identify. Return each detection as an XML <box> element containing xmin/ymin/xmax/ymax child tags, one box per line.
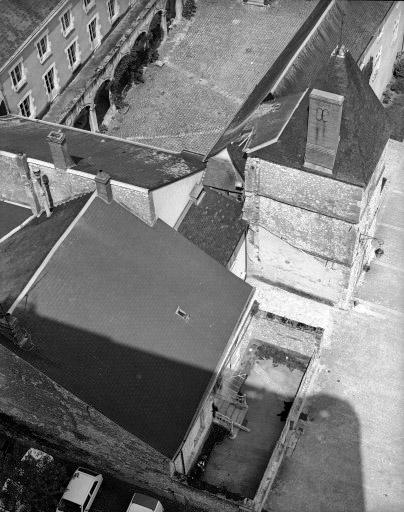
<box><xmin>147</xmin><ymin>12</ymin><xmax>163</xmax><ymax>61</ymax></box>
<box><xmin>0</xmin><ymin>101</ymin><xmax>7</xmax><ymax>116</ymax></box>
<box><xmin>166</xmin><ymin>0</ymin><xmax>176</xmax><ymax>28</ymax></box>
<box><xmin>94</xmin><ymin>80</ymin><xmax>111</xmax><ymax>126</ymax></box>
<box><xmin>73</xmin><ymin>106</ymin><xmax>90</xmax><ymax>131</ymax></box>
<box><xmin>110</xmin><ymin>54</ymin><xmax>133</xmax><ymax>103</ymax></box>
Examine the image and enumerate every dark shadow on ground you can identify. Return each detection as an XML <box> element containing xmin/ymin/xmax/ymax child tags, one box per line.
<box><xmin>0</xmin><ymin>308</ymin><xmax>369</xmax><ymax>512</ymax></box>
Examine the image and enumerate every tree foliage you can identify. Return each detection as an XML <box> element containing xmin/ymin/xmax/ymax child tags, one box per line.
<box><xmin>0</xmin><ymin>457</ymin><xmax>69</xmax><ymax>512</ymax></box>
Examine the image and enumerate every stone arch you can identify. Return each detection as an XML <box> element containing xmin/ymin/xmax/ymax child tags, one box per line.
<box><xmin>110</xmin><ymin>53</ymin><xmax>133</xmax><ymax>102</ymax></box>
<box><xmin>94</xmin><ymin>80</ymin><xmax>111</xmax><ymax>126</ymax></box>
<box><xmin>0</xmin><ymin>100</ymin><xmax>7</xmax><ymax>116</ymax></box>
<box><xmin>147</xmin><ymin>11</ymin><xmax>163</xmax><ymax>60</ymax></box>
<box><xmin>73</xmin><ymin>106</ymin><xmax>91</xmax><ymax>131</ymax></box>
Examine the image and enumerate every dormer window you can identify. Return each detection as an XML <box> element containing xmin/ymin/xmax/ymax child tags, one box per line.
<box><xmin>9</xmin><ymin>60</ymin><xmax>26</xmax><ymax>92</ymax></box>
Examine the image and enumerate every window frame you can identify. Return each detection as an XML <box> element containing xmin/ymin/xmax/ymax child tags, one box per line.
<box><xmin>83</xmin><ymin>0</ymin><xmax>96</xmax><ymax>14</ymax></box>
<box><xmin>9</xmin><ymin>59</ymin><xmax>27</xmax><ymax>92</ymax></box>
<box><xmin>106</xmin><ymin>0</ymin><xmax>120</xmax><ymax>23</ymax></box>
<box><xmin>65</xmin><ymin>37</ymin><xmax>81</xmax><ymax>70</ymax></box>
<box><xmin>35</xmin><ymin>32</ymin><xmax>52</xmax><ymax>64</ymax></box>
<box><xmin>60</xmin><ymin>5</ymin><xmax>74</xmax><ymax>37</ymax></box>
<box><xmin>87</xmin><ymin>14</ymin><xmax>101</xmax><ymax>50</ymax></box>
<box><xmin>370</xmin><ymin>46</ymin><xmax>383</xmax><ymax>83</ymax></box>
<box><xmin>42</xmin><ymin>63</ymin><xmax>59</xmax><ymax>101</ymax></box>
<box><xmin>18</xmin><ymin>91</ymin><xmax>35</xmax><ymax>118</ymax></box>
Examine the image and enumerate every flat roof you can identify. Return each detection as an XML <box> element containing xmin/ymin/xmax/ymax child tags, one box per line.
<box><xmin>0</xmin><ymin>201</ymin><xmax>31</xmax><ymax>239</ymax></box>
<box><xmin>0</xmin><ymin>116</ymin><xmax>204</xmax><ymax>189</ymax></box>
<box><xmin>12</xmin><ymin>198</ymin><xmax>253</xmax><ymax>457</ymax></box>
<box><xmin>105</xmin><ymin>0</ymin><xmax>321</xmax><ymax>156</ymax></box>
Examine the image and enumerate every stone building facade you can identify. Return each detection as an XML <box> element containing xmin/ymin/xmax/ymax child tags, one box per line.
<box><xmin>243</xmin><ymin>46</ymin><xmax>391</xmax><ymax>307</ymax></box>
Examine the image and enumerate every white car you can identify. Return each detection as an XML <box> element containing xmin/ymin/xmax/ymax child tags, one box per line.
<box><xmin>126</xmin><ymin>492</ymin><xmax>164</xmax><ymax>512</ymax></box>
<box><xmin>56</xmin><ymin>467</ymin><xmax>103</xmax><ymax>512</ymax></box>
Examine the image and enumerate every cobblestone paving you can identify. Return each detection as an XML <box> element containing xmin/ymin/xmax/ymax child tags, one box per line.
<box><xmin>108</xmin><ymin>0</ymin><xmax>318</xmax><ymax>154</ymax></box>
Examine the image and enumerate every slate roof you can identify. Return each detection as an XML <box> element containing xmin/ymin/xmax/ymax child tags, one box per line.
<box><xmin>0</xmin><ymin>193</ymin><xmax>92</xmax><ymax>309</ymax></box>
<box><xmin>203</xmin><ymin>157</ymin><xmax>243</xmax><ymax>194</ymax></box>
<box><xmin>209</xmin><ymin>0</ymin><xmax>393</xmax><ymax>157</ymax></box>
<box><xmin>178</xmin><ymin>188</ymin><xmax>248</xmax><ymax>266</ymax></box>
<box><xmin>0</xmin><ymin>201</ymin><xmax>31</xmax><ymax>239</ymax></box>
<box><xmin>250</xmin><ymin>48</ymin><xmax>390</xmax><ymax>187</ymax></box>
<box><xmin>0</xmin><ymin>116</ymin><xmax>205</xmax><ymax>189</ymax></box>
<box><xmin>104</xmin><ymin>0</ymin><xmax>322</xmax><ymax>156</ymax></box>
<box><xmin>10</xmin><ymin>197</ymin><xmax>253</xmax><ymax>458</ymax></box>
<box><xmin>0</xmin><ymin>0</ymin><xmax>58</xmax><ymax>68</ymax></box>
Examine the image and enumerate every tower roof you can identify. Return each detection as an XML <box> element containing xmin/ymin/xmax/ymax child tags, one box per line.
<box><xmin>249</xmin><ymin>47</ymin><xmax>390</xmax><ymax>186</ymax></box>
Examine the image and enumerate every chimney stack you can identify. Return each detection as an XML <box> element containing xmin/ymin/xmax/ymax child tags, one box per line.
<box><xmin>46</xmin><ymin>130</ymin><xmax>73</xmax><ymax>170</ymax></box>
<box><xmin>304</xmin><ymin>89</ymin><xmax>344</xmax><ymax>174</ymax></box>
<box><xmin>95</xmin><ymin>170</ymin><xmax>112</xmax><ymax>203</ymax></box>
<box><xmin>16</xmin><ymin>153</ymin><xmax>41</xmax><ymax>216</ymax></box>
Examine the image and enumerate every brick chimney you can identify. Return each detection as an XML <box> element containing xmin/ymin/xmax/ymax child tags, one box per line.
<box><xmin>304</xmin><ymin>88</ymin><xmax>344</xmax><ymax>174</ymax></box>
<box><xmin>95</xmin><ymin>170</ymin><xmax>112</xmax><ymax>203</ymax></box>
<box><xmin>46</xmin><ymin>130</ymin><xmax>73</xmax><ymax>170</ymax></box>
<box><xmin>16</xmin><ymin>153</ymin><xmax>41</xmax><ymax>216</ymax></box>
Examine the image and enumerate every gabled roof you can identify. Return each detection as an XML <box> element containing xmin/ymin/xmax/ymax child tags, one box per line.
<box><xmin>0</xmin><ymin>116</ymin><xmax>205</xmax><ymax>190</ymax></box>
<box><xmin>178</xmin><ymin>188</ymin><xmax>247</xmax><ymax>266</ymax></box>
<box><xmin>0</xmin><ymin>201</ymin><xmax>32</xmax><ymax>239</ymax></box>
<box><xmin>249</xmin><ymin>48</ymin><xmax>390</xmax><ymax>186</ymax></box>
<box><xmin>0</xmin><ymin>193</ymin><xmax>92</xmax><ymax>310</ymax></box>
<box><xmin>8</xmin><ymin>197</ymin><xmax>253</xmax><ymax>458</ymax></box>
<box><xmin>0</xmin><ymin>0</ymin><xmax>59</xmax><ymax>68</ymax></box>
<box><xmin>208</xmin><ymin>1</ymin><xmax>393</xmax><ymax>157</ymax></box>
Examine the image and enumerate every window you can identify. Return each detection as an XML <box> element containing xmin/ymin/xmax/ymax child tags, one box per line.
<box><xmin>60</xmin><ymin>7</ymin><xmax>74</xmax><ymax>36</ymax></box>
<box><xmin>66</xmin><ymin>39</ymin><xmax>80</xmax><ymax>69</ymax></box>
<box><xmin>36</xmin><ymin>34</ymin><xmax>51</xmax><ymax>63</ymax></box>
<box><xmin>83</xmin><ymin>0</ymin><xmax>95</xmax><ymax>13</ymax></box>
<box><xmin>9</xmin><ymin>61</ymin><xmax>26</xmax><ymax>91</ymax></box>
<box><xmin>43</xmin><ymin>65</ymin><xmax>59</xmax><ymax>100</ymax></box>
<box><xmin>107</xmin><ymin>0</ymin><xmax>119</xmax><ymax>22</ymax></box>
<box><xmin>19</xmin><ymin>92</ymin><xmax>35</xmax><ymax>118</ymax></box>
<box><xmin>88</xmin><ymin>16</ymin><xmax>100</xmax><ymax>49</ymax></box>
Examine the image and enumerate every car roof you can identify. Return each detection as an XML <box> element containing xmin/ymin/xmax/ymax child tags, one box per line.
<box><xmin>62</xmin><ymin>469</ymin><xmax>100</xmax><ymax>505</ymax></box>
<box><xmin>128</xmin><ymin>493</ymin><xmax>159</xmax><ymax>511</ymax></box>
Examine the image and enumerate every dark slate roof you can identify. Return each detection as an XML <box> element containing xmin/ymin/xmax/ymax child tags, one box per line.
<box><xmin>0</xmin><ymin>0</ymin><xmax>57</xmax><ymax>68</ymax></box>
<box><xmin>0</xmin><ymin>201</ymin><xmax>31</xmax><ymax>239</ymax></box>
<box><xmin>178</xmin><ymin>188</ymin><xmax>248</xmax><ymax>266</ymax></box>
<box><xmin>0</xmin><ymin>116</ymin><xmax>205</xmax><ymax>189</ymax></box>
<box><xmin>208</xmin><ymin>0</ymin><xmax>393</xmax><ymax>157</ymax></box>
<box><xmin>250</xmin><ymin>48</ymin><xmax>390</xmax><ymax>187</ymax></box>
<box><xmin>0</xmin><ymin>193</ymin><xmax>92</xmax><ymax>309</ymax></box>
<box><xmin>227</xmin><ymin>141</ymin><xmax>247</xmax><ymax>181</ymax></box>
<box><xmin>247</xmin><ymin>91</ymin><xmax>307</xmax><ymax>153</ymax></box>
<box><xmin>203</xmin><ymin>157</ymin><xmax>243</xmax><ymax>194</ymax></box>
<box><xmin>12</xmin><ymin>198</ymin><xmax>253</xmax><ymax>458</ymax></box>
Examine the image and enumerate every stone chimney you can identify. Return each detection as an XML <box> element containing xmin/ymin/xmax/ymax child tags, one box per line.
<box><xmin>16</xmin><ymin>153</ymin><xmax>41</xmax><ymax>216</ymax></box>
<box><xmin>46</xmin><ymin>130</ymin><xmax>73</xmax><ymax>170</ymax></box>
<box><xmin>304</xmin><ymin>88</ymin><xmax>344</xmax><ymax>174</ymax></box>
<box><xmin>95</xmin><ymin>170</ymin><xmax>112</xmax><ymax>203</ymax></box>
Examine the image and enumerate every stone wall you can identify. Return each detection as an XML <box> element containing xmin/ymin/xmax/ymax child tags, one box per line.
<box><xmin>113</xmin><ymin>183</ymin><xmax>157</xmax><ymax>226</ymax></box>
<box><xmin>0</xmin><ymin>344</ymin><xmax>240</xmax><ymax>512</ymax></box>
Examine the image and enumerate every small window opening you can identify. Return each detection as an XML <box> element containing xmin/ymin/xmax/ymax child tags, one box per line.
<box><xmin>381</xmin><ymin>177</ymin><xmax>387</xmax><ymax>192</ymax></box>
<box><xmin>176</xmin><ymin>307</ymin><xmax>189</xmax><ymax>321</ymax></box>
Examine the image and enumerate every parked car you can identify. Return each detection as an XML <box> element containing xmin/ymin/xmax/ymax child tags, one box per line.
<box><xmin>126</xmin><ymin>493</ymin><xmax>164</xmax><ymax>512</ymax></box>
<box><xmin>56</xmin><ymin>467</ymin><xmax>102</xmax><ymax>512</ymax></box>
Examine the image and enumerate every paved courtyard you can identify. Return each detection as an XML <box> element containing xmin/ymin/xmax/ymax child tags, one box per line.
<box><xmin>107</xmin><ymin>0</ymin><xmax>318</xmax><ymax>155</ymax></box>
<box><xmin>263</xmin><ymin>140</ymin><xmax>404</xmax><ymax>512</ymax></box>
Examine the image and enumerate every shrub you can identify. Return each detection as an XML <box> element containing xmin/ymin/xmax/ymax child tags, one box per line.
<box><xmin>183</xmin><ymin>0</ymin><xmax>197</xmax><ymax>20</ymax></box>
